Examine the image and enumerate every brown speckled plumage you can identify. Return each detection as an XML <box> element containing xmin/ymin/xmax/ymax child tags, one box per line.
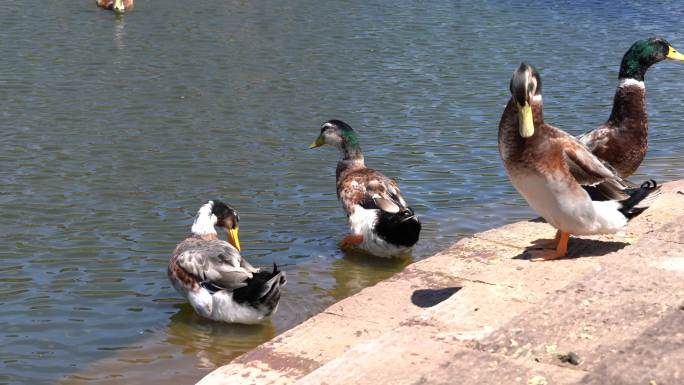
<box><xmin>311</xmin><ymin>119</ymin><xmax>420</xmax><ymax>255</ymax></box>
<box><xmin>500</xmin><ymin>98</ymin><xmax>620</xmax><ymax>193</ymax></box>
<box><xmin>336</xmin><ymin>162</ymin><xmax>406</xmax><ymax>217</ymax></box>
<box><xmin>168</xmin><ymin>245</ymin><xmax>200</xmax><ymax>293</ymax></box>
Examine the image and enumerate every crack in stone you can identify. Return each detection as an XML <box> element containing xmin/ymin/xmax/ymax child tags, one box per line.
<box><xmin>321</xmin><ymin>311</ymin><xmax>381</xmax><ymax>324</ymax></box>
<box><xmin>455</xmin><ymin>276</ymin><xmax>515</xmax><ymax>288</ymax></box>
<box><xmin>472</xmin><ymin>235</ymin><xmax>529</xmax><ymax>250</ymax></box>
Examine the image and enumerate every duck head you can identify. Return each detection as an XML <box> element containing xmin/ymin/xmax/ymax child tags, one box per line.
<box><xmin>619</xmin><ymin>37</ymin><xmax>684</xmax><ymax>81</ymax></box>
<box><xmin>510</xmin><ymin>62</ymin><xmax>542</xmax><ymax>138</ymax></box>
<box><xmin>309</xmin><ymin>119</ymin><xmax>359</xmax><ymax>148</ymax></box>
<box><xmin>309</xmin><ymin>119</ymin><xmax>364</xmax><ymax>161</ymax></box>
<box><xmin>191</xmin><ymin>200</ymin><xmax>241</xmax><ymax>250</ymax></box>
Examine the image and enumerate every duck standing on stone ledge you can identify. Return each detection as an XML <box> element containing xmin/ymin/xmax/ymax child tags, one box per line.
<box><xmin>309</xmin><ymin>120</ymin><xmax>421</xmax><ymax>258</ymax></box>
<box><xmin>578</xmin><ymin>37</ymin><xmax>684</xmax><ymax>178</ymax></box>
<box><xmin>96</xmin><ymin>0</ymin><xmax>133</xmax><ymax>13</ymax></box>
<box><xmin>168</xmin><ymin>200</ymin><xmax>286</xmax><ymax>323</ymax></box>
<box><xmin>499</xmin><ymin>63</ymin><xmax>661</xmax><ymax>261</ymax></box>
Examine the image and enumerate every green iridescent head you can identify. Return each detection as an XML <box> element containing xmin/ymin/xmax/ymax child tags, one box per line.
<box><xmin>309</xmin><ymin>119</ymin><xmax>361</xmax><ymax>151</ymax></box>
<box><xmin>619</xmin><ymin>37</ymin><xmax>684</xmax><ymax>81</ymax></box>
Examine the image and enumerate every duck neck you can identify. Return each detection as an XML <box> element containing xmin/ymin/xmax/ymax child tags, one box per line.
<box><xmin>498</xmin><ymin>96</ymin><xmax>545</xmax><ymax>164</ymax></box>
<box><xmin>607</xmin><ymin>78</ymin><xmax>646</xmax><ymax>129</ymax></box>
<box><xmin>191</xmin><ymin>203</ymin><xmax>218</xmax><ymax>240</ymax></box>
<box><xmin>335</xmin><ymin>133</ymin><xmax>365</xmax><ymax>176</ymax></box>
<box><xmin>339</xmin><ymin>130</ymin><xmax>364</xmax><ymax>161</ymax></box>
<box><xmin>340</xmin><ymin>144</ymin><xmax>364</xmax><ymax>164</ymax></box>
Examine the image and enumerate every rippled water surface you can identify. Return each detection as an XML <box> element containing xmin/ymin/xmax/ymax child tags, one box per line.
<box><xmin>2</xmin><ymin>1</ymin><xmax>684</xmax><ymax>384</ymax></box>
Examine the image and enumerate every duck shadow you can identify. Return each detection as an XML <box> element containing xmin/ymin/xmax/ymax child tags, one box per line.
<box><xmin>411</xmin><ymin>287</ymin><xmax>462</xmax><ymax>308</ymax></box>
<box><xmin>513</xmin><ymin>237</ymin><xmax>629</xmax><ymax>261</ymax></box>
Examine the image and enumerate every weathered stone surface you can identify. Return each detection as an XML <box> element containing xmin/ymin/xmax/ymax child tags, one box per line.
<box><xmin>197</xmin><ymin>181</ymin><xmax>684</xmax><ymax>385</ymax></box>
<box><xmin>580</xmin><ymin>305</ymin><xmax>684</xmax><ymax>385</ymax></box>
<box><xmin>197</xmin><ymin>266</ymin><xmax>462</xmax><ymax>385</ymax></box>
<box><xmin>294</xmin><ymin>323</ymin><xmax>586</xmax><ymax>385</ymax></box>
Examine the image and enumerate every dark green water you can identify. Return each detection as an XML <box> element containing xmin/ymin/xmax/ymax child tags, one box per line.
<box><xmin>1</xmin><ymin>1</ymin><xmax>683</xmax><ymax>384</ymax></box>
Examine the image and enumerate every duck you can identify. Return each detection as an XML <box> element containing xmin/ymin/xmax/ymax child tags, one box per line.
<box><xmin>168</xmin><ymin>200</ymin><xmax>286</xmax><ymax>323</ymax></box>
<box><xmin>578</xmin><ymin>37</ymin><xmax>684</xmax><ymax>178</ymax></box>
<box><xmin>96</xmin><ymin>0</ymin><xmax>133</xmax><ymax>13</ymax></box>
<box><xmin>499</xmin><ymin>63</ymin><xmax>661</xmax><ymax>261</ymax></box>
<box><xmin>309</xmin><ymin>119</ymin><xmax>421</xmax><ymax>257</ymax></box>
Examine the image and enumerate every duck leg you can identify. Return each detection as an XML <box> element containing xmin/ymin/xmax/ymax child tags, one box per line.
<box><xmin>529</xmin><ymin>231</ymin><xmax>570</xmax><ymax>262</ymax></box>
<box><xmin>530</xmin><ymin>229</ymin><xmax>562</xmax><ymax>249</ymax></box>
<box><xmin>339</xmin><ymin>234</ymin><xmax>363</xmax><ymax>251</ymax></box>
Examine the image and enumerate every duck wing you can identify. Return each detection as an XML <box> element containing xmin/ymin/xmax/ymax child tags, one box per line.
<box><xmin>553</xmin><ymin>127</ymin><xmax>630</xmax><ymax>200</ymax></box>
<box><xmin>339</xmin><ymin>169</ymin><xmax>409</xmax><ymax>214</ymax></box>
<box><xmin>577</xmin><ymin>123</ymin><xmax>612</xmax><ymax>153</ymax></box>
<box><xmin>175</xmin><ymin>240</ymin><xmax>252</xmax><ymax>291</ymax></box>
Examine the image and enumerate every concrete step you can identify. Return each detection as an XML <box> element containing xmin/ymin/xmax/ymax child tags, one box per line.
<box><xmin>197</xmin><ymin>181</ymin><xmax>684</xmax><ymax>385</ymax></box>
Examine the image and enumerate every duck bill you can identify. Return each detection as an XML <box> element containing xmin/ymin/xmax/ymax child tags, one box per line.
<box><xmin>667</xmin><ymin>45</ymin><xmax>684</xmax><ymax>61</ymax></box>
<box><xmin>517</xmin><ymin>102</ymin><xmax>535</xmax><ymax>138</ymax></box>
<box><xmin>227</xmin><ymin>227</ymin><xmax>241</xmax><ymax>251</ymax></box>
<box><xmin>308</xmin><ymin>136</ymin><xmax>325</xmax><ymax>149</ymax></box>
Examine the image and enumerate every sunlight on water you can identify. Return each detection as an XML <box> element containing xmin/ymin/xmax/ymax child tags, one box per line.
<box><xmin>1</xmin><ymin>0</ymin><xmax>684</xmax><ymax>384</ymax></box>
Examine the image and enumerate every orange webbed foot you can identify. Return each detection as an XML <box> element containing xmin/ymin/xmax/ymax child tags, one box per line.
<box><xmin>529</xmin><ymin>231</ymin><xmax>569</xmax><ymax>262</ymax></box>
<box><xmin>530</xmin><ymin>230</ymin><xmax>562</xmax><ymax>250</ymax></box>
<box><xmin>339</xmin><ymin>234</ymin><xmax>364</xmax><ymax>251</ymax></box>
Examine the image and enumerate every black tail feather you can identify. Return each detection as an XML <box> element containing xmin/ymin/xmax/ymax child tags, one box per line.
<box><xmin>232</xmin><ymin>263</ymin><xmax>285</xmax><ymax>305</ymax></box>
<box><xmin>619</xmin><ymin>179</ymin><xmax>659</xmax><ymax>219</ymax></box>
<box><xmin>375</xmin><ymin>207</ymin><xmax>421</xmax><ymax>247</ymax></box>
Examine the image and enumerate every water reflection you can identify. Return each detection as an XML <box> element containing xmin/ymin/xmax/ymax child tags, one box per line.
<box><xmin>165</xmin><ymin>304</ymin><xmax>276</xmax><ymax>369</ymax></box>
<box><xmin>3</xmin><ymin>0</ymin><xmax>684</xmax><ymax>384</ymax></box>
<box><xmin>114</xmin><ymin>17</ymin><xmax>125</xmax><ymax>51</ymax></box>
<box><xmin>59</xmin><ymin>304</ymin><xmax>275</xmax><ymax>385</ymax></box>
<box><xmin>329</xmin><ymin>251</ymin><xmax>411</xmax><ymax>301</ymax></box>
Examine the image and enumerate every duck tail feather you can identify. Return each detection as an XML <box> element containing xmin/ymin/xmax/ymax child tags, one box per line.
<box><xmin>619</xmin><ymin>179</ymin><xmax>661</xmax><ymax>219</ymax></box>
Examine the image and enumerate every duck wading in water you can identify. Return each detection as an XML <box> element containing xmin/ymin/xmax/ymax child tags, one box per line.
<box><xmin>96</xmin><ymin>0</ymin><xmax>133</xmax><ymax>13</ymax></box>
<box><xmin>309</xmin><ymin>120</ymin><xmax>421</xmax><ymax>258</ymax></box>
<box><xmin>168</xmin><ymin>201</ymin><xmax>286</xmax><ymax>323</ymax></box>
<box><xmin>578</xmin><ymin>37</ymin><xmax>684</xmax><ymax>178</ymax></box>
<box><xmin>499</xmin><ymin>63</ymin><xmax>661</xmax><ymax>261</ymax></box>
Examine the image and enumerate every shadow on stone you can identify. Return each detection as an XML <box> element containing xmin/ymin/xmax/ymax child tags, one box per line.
<box><xmin>411</xmin><ymin>287</ymin><xmax>462</xmax><ymax>308</ymax></box>
<box><xmin>514</xmin><ymin>237</ymin><xmax>629</xmax><ymax>261</ymax></box>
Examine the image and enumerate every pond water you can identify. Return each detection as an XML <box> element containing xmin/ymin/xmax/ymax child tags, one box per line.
<box><xmin>1</xmin><ymin>1</ymin><xmax>683</xmax><ymax>384</ymax></box>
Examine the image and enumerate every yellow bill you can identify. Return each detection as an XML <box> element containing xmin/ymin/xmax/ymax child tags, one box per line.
<box><xmin>517</xmin><ymin>102</ymin><xmax>534</xmax><ymax>138</ymax></box>
<box><xmin>309</xmin><ymin>136</ymin><xmax>325</xmax><ymax>149</ymax></box>
<box><xmin>228</xmin><ymin>227</ymin><xmax>241</xmax><ymax>252</ymax></box>
<box><xmin>667</xmin><ymin>45</ymin><xmax>684</xmax><ymax>61</ymax></box>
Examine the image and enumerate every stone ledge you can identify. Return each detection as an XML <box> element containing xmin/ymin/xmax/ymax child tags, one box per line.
<box><xmin>197</xmin><ymin>180</ymin><xmax>684</xmax><ymax>385</ymax></box>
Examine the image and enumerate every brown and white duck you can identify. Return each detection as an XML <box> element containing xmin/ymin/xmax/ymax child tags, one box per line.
<box><xmin>96</xmin><ymin>0</ymin><xmax>133</xmax><ymax>13</ymax></box>
<box><xmin>578</xmin><ymin>37</ymin><xmax>684</xmax><ymax>178</ymax></box>
<box><xmin>168</xmin><ymin>200</ymin><xmax>286</xmax><ymax>323</ymax></box>
<box><xmin>309</xmin><ymin>120</ymin><xmax>421</xmax><ymax>257</ymax></box>
<box><xmin>499</xmin><ymin>63</ymin><xmax>661</xmax><ymax>261</ymax></box>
